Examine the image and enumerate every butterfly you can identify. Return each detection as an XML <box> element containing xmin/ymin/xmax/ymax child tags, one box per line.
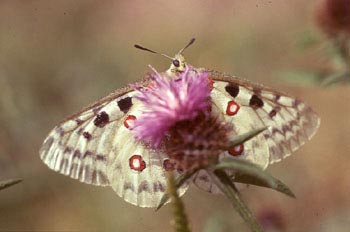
<box><xmin>39</xmin><ymin>38</ymin><xmax>320</xmax><ymax>207</ymax></box>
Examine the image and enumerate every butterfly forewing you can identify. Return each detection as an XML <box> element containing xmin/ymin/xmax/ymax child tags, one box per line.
<box><xmin>39</xmin><ymin>81</ymin><xmax>189</xmax><ymax>207</ymax></box>
<box><xmin>209</xmin><ymin>70</ymin><xmax>320</xmax><ymax>165</ymax></box>
<box><xmin>39</xmin><ymin>91</ymin><xmax>135</xmax><ymax>186</ymax></box>
<box><xmin>191</xmin><ymin>69</ymin><xmax>319</xmax><ymax>193</ymax></box>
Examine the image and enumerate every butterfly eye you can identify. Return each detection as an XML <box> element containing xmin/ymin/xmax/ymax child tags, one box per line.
<box><xmin>172</xmin><ymin>59</ymin><xmax>180</xmax><ymax>67</ymax></box>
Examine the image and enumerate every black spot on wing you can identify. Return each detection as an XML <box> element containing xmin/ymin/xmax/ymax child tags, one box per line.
<box><xmin>153</xmin><ymin>181</ymin><xmax>165</xmax><ymax>192</ymax></box>
<box><xmin>63</xmin><ymin>147</ymin><xmax>72</xmax><ymax>154</ymax></box>
<box><xmin>124</xmin><ymin>182</ymin><xmax>135</xmax><ymax>192</ymax></box>
<box><xmin>73</xmin><ymin>150</ymin><xmax>82</xmax><ymax>159</ymax></box>
<box><xmin>249</xmin><ymin>94</ymin><xmax>264</xmax><ymax>109</ymax></box>
<box><xmin>83</xmin><ymin>151</ymin><xmax>94</xmax><ymax>159</ymax></box>
<box><xmin>117</xmin><ymin>97</ymin><xmax>133</xmax><ymax>114</ymax></box>
<box><xmin>269</xmin><ymin>109</ymin><xmax>277</xmax><ymax>118</ymax></box>
<box><xmin>93</xmin><ymin>111</ymin><xmax>109</xmax><ymax>128</ymax></box>
<box><xmin>75</xmin><ymin>119</ymin><xmax>83</xmax><ymax>125</ymax></box>
<box><xmin>269</xmin><ymin>106</ymin><xmax>281</xmax><ymax>118</ymax></box>
<box><xmin>138</xmin><ymin>181</ymin><xmax>150</xmax><ymax>193</ymax></box>
<box><xmin>83</xmin><ymin>131</ymin><xmax>92</xmax><ymax>140</ymax></box>
<box><xmin>225</xmin><ymin>83</ymin><xmax>239</xmax><ymax>98</ymax></box>
<box><xmin>96</xmin><ymin>154</ymin><xmax>107</xmax><ymax>162</ymax></box>
<box><xmin>55</xmin><ymin>127</ymin><xmax>64</xmax><ymax>137</ymax></box>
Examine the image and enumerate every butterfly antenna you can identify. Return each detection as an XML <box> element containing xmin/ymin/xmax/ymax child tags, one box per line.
<box><xmin>178</xmin><ymin>38</ymin><xmax>196</xmax><ymax>54</ymax></box>
<box><xmin>134</xmin><ymin>44</ymin><xmax>173</xmax><ymax>61</ymax></box>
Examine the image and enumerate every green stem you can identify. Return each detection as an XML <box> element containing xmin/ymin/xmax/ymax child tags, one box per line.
<box><xmin>207</xmin><ymin>169</ymin><xmax>264</xmax><ymax>232</ymax></box>
<box><xmin>336</xmin><ymin>36</ymin><xmax>350</xmax><ymax>69</ymax></box>
<box><xmin>321</xmin><ymin>72</ymin><xmax>350</xmax><ymax>86</ymax></box>
<box><xmin>0</xmin><ymin>178</ymin><xmax>22</xmax><ymax>191</ymax></box>
<box><xmin>166</xmin><ymin>172</ymin><xmax>191</xmax><ymax>232</ymax></box>
<box><xmin>157</xmin><ymin>168</ymin><xmax>199</xmax><ymax>211</ymax></box>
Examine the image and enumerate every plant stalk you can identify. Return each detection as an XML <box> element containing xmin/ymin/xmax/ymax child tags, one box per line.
<box><xmin>166</xmin><ymin>172</ymin><xmax>191</xmax><ymax>232</ymax></box>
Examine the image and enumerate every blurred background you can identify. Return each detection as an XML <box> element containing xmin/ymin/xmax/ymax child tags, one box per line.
<box><xmin>0</xmin><ymin>0</ymin><xmax>349</xmax><ymax>231</ymax></box>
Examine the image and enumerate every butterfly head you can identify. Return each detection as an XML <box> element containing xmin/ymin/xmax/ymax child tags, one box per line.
<box><xmin>168</xmin><ymin>53</ymin><xmax>187</xmax><ymax>74</ymax></box>
<box><xmin>134</xmin><ymin>38</ymin><xmax>195</xmax><ymax>76</ymax></box>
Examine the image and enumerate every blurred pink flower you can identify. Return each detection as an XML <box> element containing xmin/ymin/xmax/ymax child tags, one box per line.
<box><xmin>132</xmin><ymin>66</ymin><xmax>211</xmax><ymax>148</ymax></box>
<box><xmin>316</xmin><ymin>0</ymin><xmax>350</xmax><ymax>37</ymax></box>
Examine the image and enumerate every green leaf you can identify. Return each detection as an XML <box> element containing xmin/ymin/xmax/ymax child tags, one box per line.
<box><xmin>321</xmin><ymin>72</ymin><xmax>350</xmax><ymax>87</ymax></box>
<box><xmin>234</xmin><ymin>173</ymin><xmax>295</xmax><ymax>198</ymax></box>
<box><xmin>0</xmin><ymin>178</ymin><xmax>22</xmax><ymax>191</ymax></box>
<box><xmin>214</xmin><ymin>158</ymin><xmax>295</xmax><ymax>198</ymax></box>
<box><xmin>296</xmin><ymin>29</ymin><xmax>321</xmax><ymax>50</ymax></box>
<box><xmin>207</xmin><ymin>169</ymin><xmax>264</xmax><ymax>232</ymax></box>
<box><xmin>156</xmin><ymin>168</ymin><xmax>198</xmax><ymax>211</ymax></box>
<box><xmin>228</xmin><ymin>127</ymin><xmax>267</xmax><ymax>149</ymax></box>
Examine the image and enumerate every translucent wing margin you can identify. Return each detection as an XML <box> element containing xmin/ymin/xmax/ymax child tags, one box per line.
<box><xmin>39</xmin><ymin>89</ymin><xmax>136</xmax><ymax>186</ymax></box>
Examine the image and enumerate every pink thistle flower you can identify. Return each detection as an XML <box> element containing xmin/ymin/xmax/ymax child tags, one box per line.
<box><xmin>132</xmin><ymin>66</ymin><xmax>211</xmax><ymax>148</ymax></box>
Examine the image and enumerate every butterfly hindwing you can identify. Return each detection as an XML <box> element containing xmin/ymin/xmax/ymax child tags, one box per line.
<box><xmin>106</xmin><ymin>97</ymin><xmax>189</xmax><ymax>207</ymax></box>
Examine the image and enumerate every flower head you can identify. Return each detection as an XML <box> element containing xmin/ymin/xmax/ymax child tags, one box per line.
<box><xmin>166</xmin><ymin>113</ymin><xmax>232</xmax><ymax>170</ymax></box>
<box><xmin>316</xmin><ymin>0</ymin><xmax>350</xmax><ymax>37</ymax></box>
<box><xmin>132</xmin><ymin>66</ymin><xmax>211</xmax><ymax>148</ymax></box>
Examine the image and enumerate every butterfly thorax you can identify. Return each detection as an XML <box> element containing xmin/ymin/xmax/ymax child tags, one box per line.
<box><xmin>166</xmin><ymin>54</ymin><xmax>187</xmax><ymax>76</ymax></box>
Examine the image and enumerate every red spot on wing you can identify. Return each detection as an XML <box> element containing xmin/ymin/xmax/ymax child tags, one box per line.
<box><xmin>228</xmin><ymin>144</ymin><xmax>244</xmax><ymax>156</ymax></box>
<box><xmin>207</xmin><ymin>104</ymin><xmax>212</xmax><ymax>113</ymax></box>
<box><xmin>163</xmin><ymin>159</ymin><xmax>175</xmax><ymax>171</ymax></box>
<box><xmin>226</xmin><ymin>100</ymin><xmax>240</xmax><ymax>115</ymax></box>
<box><xmin>207</xmin><ymin>77</ymin><xmax>214</xmax><ymax>90</ymax></box>
<box><xmin>124</xmin><ymin>115</ymin><xmax>137</xmax><ymax>129</ymax></box>
<box><xmin>129</xmin><ymin>155</ymin><xmax>146</xmax><ymax>172</ymax></box>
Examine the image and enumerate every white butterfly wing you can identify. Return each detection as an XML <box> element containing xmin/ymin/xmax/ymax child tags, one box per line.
<box><xmin>106</xmin><ymin>98</ymin><xmax>188</xmax><ymax>207</ymax></box>
<box><xmin>40</xmin><ymin>84</ymin><xmax>188</xmax><ymax>207</ymax></box>
<box><xmin>40</xmin><ymin>88</ymin><xmax>138</xmax><ymax>186</ymax></box>
<box><xmin>193</xmin><ymin>70</ymin><xmax>320</xmax><ymax>192</ymax></box>
<box><xmin>40</xmin><ymin>68</ymin><xmax>320</xmax><ymax>203</ymax></box>
<box><xmin>39</xmin><ymin>97</ymin><xmax>117</xmax><ymax>186</ymax></box>
<box><xmin>192</xmin><ymin>81</ymin><xmax>270</xmax><ymax>193</ymax></box>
